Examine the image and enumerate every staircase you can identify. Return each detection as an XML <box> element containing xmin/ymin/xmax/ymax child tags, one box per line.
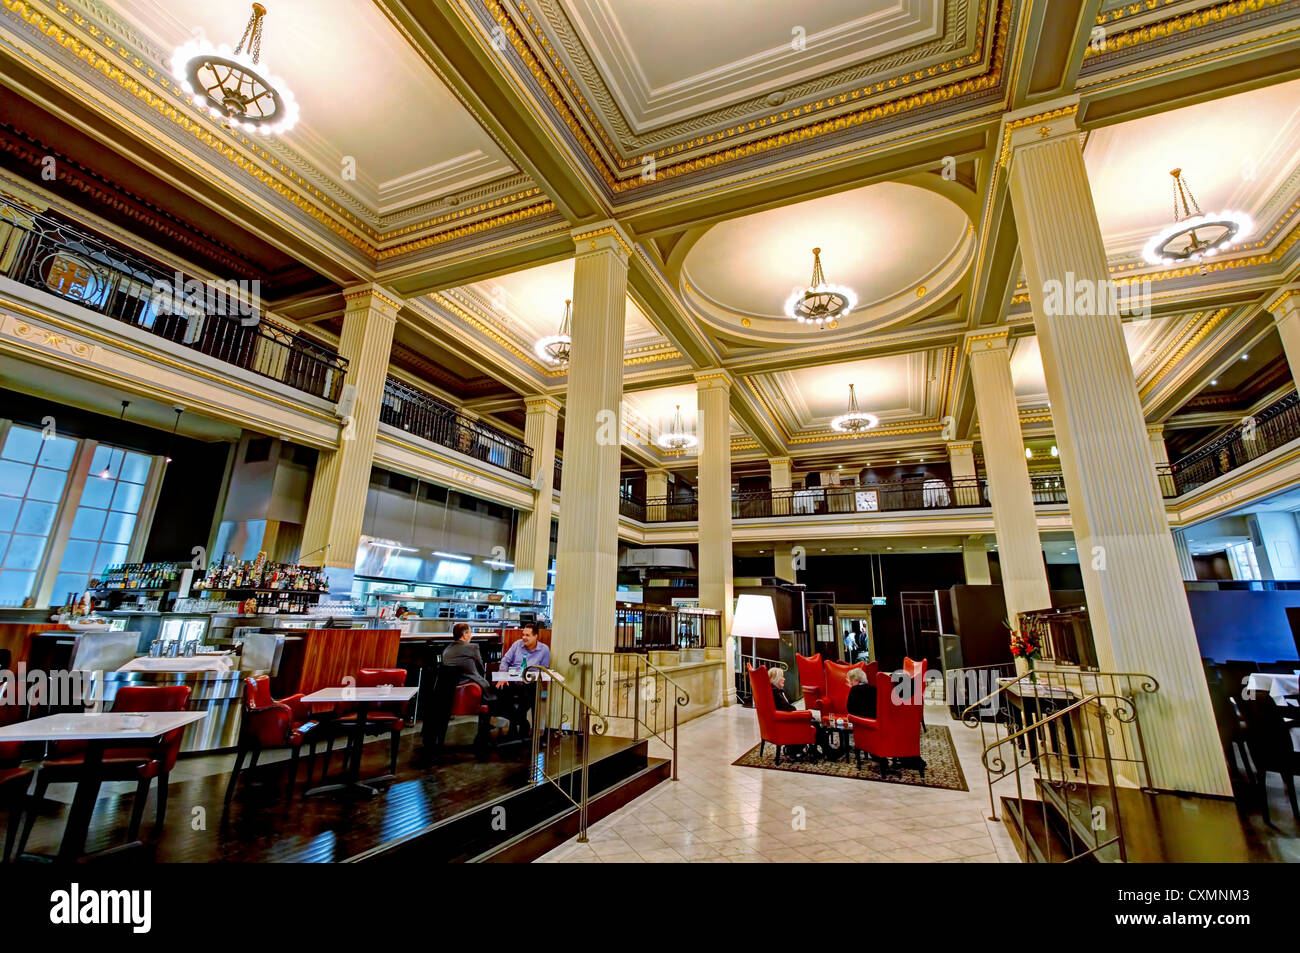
<box><xmin>961</xmin><ymin>668</ymin><xmax>1160</xmax><ymax>862</ymax></box>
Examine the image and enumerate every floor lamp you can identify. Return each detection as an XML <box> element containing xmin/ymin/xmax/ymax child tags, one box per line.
<box><xmin>732</xmin><ymin>594</ymin><xmax>780</xmax><ymax>700</ymax></box>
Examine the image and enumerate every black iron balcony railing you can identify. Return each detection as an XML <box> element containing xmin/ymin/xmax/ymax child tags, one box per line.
<box><xmin>1165</xmin><ymin>391</ymin><xmax>1300</xmax><ymax>496</ymax></box>
<box><xmin>627</xmin><ymin>473</ymin><xmax>1073</xmax><ymax>522</ymax></box>
<box><xmin>0</xmin><ymin>199</ymin><xmax>347</xmax><ymax>401</ymax></box>
<box><xmin>380</xmin><ymin>377</ymin><xmax>533</xmax><ymax>478</ymax></box>
<box><xmin>618</xmin><ymin>490</ymin><xmax>644</xmax><ymax>521</ymax></box>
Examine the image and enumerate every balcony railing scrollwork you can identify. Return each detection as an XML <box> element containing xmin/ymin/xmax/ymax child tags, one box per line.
<box><xmin>380</xmin><ymin>377</ymin><xmax>533</xmax><ymax>478</ymax></box>
<box><xmin>1165</xmin><ymin>391</ymin><xmax>1300</xmax><ymax>495</ymax></box>
<box><xmin>0</xmin><ymin>199</ymin><xmax>347</xmax><ymax>401</ymax></box>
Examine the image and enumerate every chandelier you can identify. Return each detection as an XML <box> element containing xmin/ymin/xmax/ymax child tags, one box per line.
<box><xmin>1142</xmin><ymin>168</ymin><xmax>1252</xmax><ymax>265</ymax></box>
<box><xmin>829</xmin><ymin>383</ymin><xmax>878</xmax><ymax>434</ymax></box>
<box><xmin>172</xmin><ymin>4</ymin><xmax>299</xmax><ymax>136</ymax></box>
<box><xmin>784</xmin><ymin>247</ymin><xmax>857</xmax><ymax>328</ymax></box>
<box><xmin>656</xmin><ymin>405</ymin><xmax>698</xmax><ymax>451</ymax></box>
<box><xmin>534</xmin><ymin>299</ymin><xmax>572</xmax><ymax>365</ymax></box>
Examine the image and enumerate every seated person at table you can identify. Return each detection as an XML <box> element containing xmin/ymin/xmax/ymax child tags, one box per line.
<box><xmin>440</xmin><ymin>623</ymin><xmax>498</xmax><ymax>706</ymax></box>
<box><xmin>769</xmin><ymin>666</ymin><xmax>798</xmax><ymax>711</ymax></box>
<box><xmin>492</xmin><ymin>623</ymin><xmax>549</xmax><ymax>738</ymax></box>
<box><xmin>769</xmin><ymin>667</ymin><xmax>812</xmax><ymax>760</ymax></box>
<box><xmin>497</xmin><ymin>623</ymin><xmax>550</xmax><ymax>679</ymax></box>
<box><xmin>845</xmin><ymin>667</ymin><xmax>877</xmax><ymax>719</ymax></box>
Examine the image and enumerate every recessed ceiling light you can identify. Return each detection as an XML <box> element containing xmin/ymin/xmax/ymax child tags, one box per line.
<box><xmin>1025</xmin><ymin>448</ymin><xmax>1033</xmax><ymax>458</ymax></box>
<box><xmin>1210</xmin><ymin>379</ymin><xmax>1218</xmax><ymax>386</ymax></box>
<box><xmin>852</xmin><ymin>547</ymin><xmax>858</xmax><ymax>551</ymax></box>
<box><xmin>820</xmin><ymin>548</ymin><xmax>826</xmax><ymax>552</ymax></box>
<box><xmin>922</xmin><ymin>545</ymin><xmax>928</xmax><ymax>549</ymax></box>
<box><xmin>1242</xmin><ymin>354</ymin><xmax>1249</xmax><ymax>361</ymax></box>
<box><xmin>886</xmin><ymin>546</ymin><xmax>892</xmax><ymax>550</ymax></box>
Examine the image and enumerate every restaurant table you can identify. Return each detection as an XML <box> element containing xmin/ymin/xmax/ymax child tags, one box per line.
<box><xmin>1245</xmin><ymin>672</ymin><xmax>1299</xmax><ymax>705</ymax></box>
<box><xmin>0</xmin><ymin>710</ymin><xmax>207</xmax><ymax>860</ymax></box>
<box><xmin>491</xmin><ymin>669</ymin><xmax>554</xmax><ymax>683</ymax></box>
<box><xmin>301</xmin><ymin>686</ymin><xmax>419</xmax><ymax>797</ymax></box>
<box><xmin>815</xmin><ymin>712</ymin><xmax>853</xmax><ymax>761</ymax></box>
<box><xmin>922</xmin><ymin>479</ymin><xmax>951</xmax><ymax>508</ymax></box>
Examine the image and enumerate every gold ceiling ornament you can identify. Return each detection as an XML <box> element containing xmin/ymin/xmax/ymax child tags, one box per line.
<box><xmin>1143</xmin><ymin>168</ymin><xmax>1252</xmax><ymax>265</ymax></box>
<box><xmin>785</xmin><ymin>248</ymin><xmax>857</xmax><ymax>328</ymax></box>
<box><xmin>829</xmin><ymin>383</ymin><xmax>879</xmax><ymax>435</ymax></box>
<box><xmin>534</xmin><ymin>299</ymin><xmax>572</xmax><ymax>365</ymax></box>
<box><xmin>656</xmin><ymin>405</ymin><xmax>699</xmax><ymax>451</ymax></box>
<box><xmin>172</xmin><ymin>4</ymin><xmax>299</xmax><ymax>135</ymax></box>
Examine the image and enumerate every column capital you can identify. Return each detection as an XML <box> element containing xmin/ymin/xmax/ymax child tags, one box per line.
<box><xmin>342</xmin><ymin>283</ymin><xmax>402</xmax><ymax>321</ymax></box>
<box><xmin>1145</xmin><ymin>423</ymin><xmax>1165</xmax><ymax>440</ymax></box>
<box><xmin>964</xmin><ymin>328</ymin><xmax>1010</xmax><ymax>355</ymax></box>
<box><xmin>1265</xmin><ymin>284</ymin><xmax>1300</xmax><ymax>321</ymax></box>
<box><xmin>644</xmin><ymin>466</ymin><xmax>669</xmax><ymax>477</ymax></box>
<box><xmin>571</xmin><ymin>221</ymin><xmax>635</xmax><ymax>263</ymax></box>
<box><xmin>768</xmin><ymin>455</ymin><xmax>791</xmax><ymax>467</ymax></box>
<box><xmin>946</xmin><ymin>440</ymin><xmax>975</xmax><ymax>456</ymax></box>
<box><xmin>998</xmin><ymin>96</ymin><xmax>1081</xmax><ymax>169</ymax></box>
<box><xmin>694</xmin><ymin>369</ymin><xmax>734</xmax><ymax>392</ymax></box>
<box><xmin>524</xmin><ymin>395</ymin><xmax>563</xmax><ymax>416</ymax></box>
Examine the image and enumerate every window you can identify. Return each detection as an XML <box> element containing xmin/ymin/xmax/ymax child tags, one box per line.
<box><xmin>50</xmin><ymin>444</ymin><xmax>154</xmax><ymax>601</ymax></box>
<box><xmin>1226</xmin><ymin>541</ymin><xmax>1261</xmax><ymax>582</ymax></box>
<box><xmin>0</xmin><ymin>424</ymin><xmax>79</xmax><ymax>606</ymax></box>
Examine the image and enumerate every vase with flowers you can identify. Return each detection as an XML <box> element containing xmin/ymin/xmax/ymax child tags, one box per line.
<box><xmin>1009</xmin><ymin>629</ymin><xmax>1043</xmax><ymax>682</ymax></box>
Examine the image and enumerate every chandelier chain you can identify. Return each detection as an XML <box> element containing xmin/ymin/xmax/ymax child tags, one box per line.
<box><xmin>235</xmin><ymin>4</ymin><xmax>266</xmax><ymax>63</ymax></box>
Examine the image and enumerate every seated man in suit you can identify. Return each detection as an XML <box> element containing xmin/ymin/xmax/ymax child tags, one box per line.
<box><xmin>418</xmin><ymin>623</ymin><xmax>497</xmax><ymax>759</ymax></box>
<box><xmin>845</xmin><ymin>667</ymin><xmax>877</xmax><ymax>719</ymax></box>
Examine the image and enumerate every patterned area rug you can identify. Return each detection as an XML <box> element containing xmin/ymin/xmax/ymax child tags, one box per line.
<box><xmin>732</xmin><ymin>724</ymin><xmax>969</xmax><ymax>792</ymax></box>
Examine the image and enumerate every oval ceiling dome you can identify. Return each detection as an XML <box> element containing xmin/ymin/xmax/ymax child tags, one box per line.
<box><xmin>680</xmin><ymin>181</ymin><xmax>972</xmax><ymax>342</ymax></box>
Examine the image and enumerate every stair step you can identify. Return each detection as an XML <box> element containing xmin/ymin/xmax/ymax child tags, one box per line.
<box><xmin>475</xmin><ymin>757</ymin><xmax>672</xmax><ymax>862</ymax></box>
<box><xmin>1000</xmin><ymin>797</ymin><xmax>1099</xmax><ymax>863</ymax></box>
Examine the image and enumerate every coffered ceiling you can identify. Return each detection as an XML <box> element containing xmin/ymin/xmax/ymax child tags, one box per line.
<box><xmin>106</xmin><ymin>0</ymin><xmax>520</xmax><ymax>220</ymax></box>
<box><xmin>2</xmin><ymin>0</ymin><xmax>1299</xmax><ymax>471</ymax></box>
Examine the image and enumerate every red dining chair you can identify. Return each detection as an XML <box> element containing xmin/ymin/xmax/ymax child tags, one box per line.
<box><xmin>225</xmin><ymin>675</ymin><xmax>318</xmax><ymax>803</ymax></box>
<box><xmin>19</xmin><ymin>685</ymin><xmax>191</xmax><ymax>853</ymax></box>
<box><xmin>820</xmin><ymin>660</ymin><xmax>872</xmax><ymax>715</ymax></box>
<box><xmin>849</xmin><ymin>670</ymin><xmax>925</xmax><ymax>777</ymax></box>
<box><xmin>748</xmin><ymin>665</ymin><xmax>816</xmax><ymax>765</ymax></box>
<box><xmin>903</xmin><ymin>656</ymin><xmax>928</xmax><ymax>728</ymax></box>
<box><xmin>795</xmin><ymin>653</ymin><xmax>824</xmax><ymax>710</ymax></box>
<box><xmin>323</xmin><ymin>668</ymin><xmax>410</xmax><ymax>777</ymax></box>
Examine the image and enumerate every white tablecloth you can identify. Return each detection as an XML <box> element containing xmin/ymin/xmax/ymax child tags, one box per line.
<box><xmin>1245</xmin><ymin>672</ymin><xmax>1299</xmax><ymax>705</ymax></box>
<box><xmin>922</xmin><ymin>479</ymin><xmax>950</xmax><ymax>508</ymax></box>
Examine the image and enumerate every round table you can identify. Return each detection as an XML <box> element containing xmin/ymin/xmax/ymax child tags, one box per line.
<box><xmin>816</xmin><ymin>713</ymin><xmax>854</xmax><ymax>761</ymax></box>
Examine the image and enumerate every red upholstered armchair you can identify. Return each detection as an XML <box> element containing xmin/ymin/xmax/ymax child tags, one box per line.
<box><xmin>323</xmin><ymin>668</ymin><xmax>410</xmax><ymax>776</ymax></box>
<box><xmin>903</xmin><ymin>656</ymin><xmax>928</xmax><ymax>727</ymax></box>
<box><xmin>795</xmin><ymin>653</ymin><xmax>824</xmax><ymax>711</ymax></box>
<box><xmin>849</xmin><ymin>670</ymin><xmax>925</xmax><ymax>776</ymax></box>
<box><xmin>19</xmin><ymin>685</ymin><xmax>192</xmax><ymax>853</ymax></box>
<box><xmin>748</xmin><ymin>665</ymin><xmax>815</xmax><ymax>765</ymax></box>
<box><xmin>820</xmin><ymin>660</ymin><xmax>873</xmax><ymax>715</ymax></box>
<box><xmin>225</xmin><ymin>675</ymin><xmax>319</xmax><ymax>803</ymax></box>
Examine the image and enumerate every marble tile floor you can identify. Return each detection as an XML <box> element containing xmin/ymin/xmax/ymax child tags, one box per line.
<box><xmin>536</xmin><ymin>701</ymin><xmax>1024</xmax><ymax>864</ymax></box>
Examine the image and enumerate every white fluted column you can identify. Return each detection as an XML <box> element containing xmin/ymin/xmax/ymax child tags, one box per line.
<box><xmin>552</xmin><ymin>224</ymin><xmax>631</xmax><ymax>671</ymax></box>
<box><xmin>1267</xmin><ymin>286</ymin><xmax>1300</xmax><ymax>389</ymax></box>
<box><xmin>300</xmin><ymin>284</ymin><xmax>400</xmax><ymax>590</ymax></box>
<box><xmin>1172</xmin><ymin>529</ymin><xmax>1196</xmax><ymax>581</ymax></box>
<box><xmin>1006</xmin><ymin>104</ymin><xmax>1229</xmax><ymax>795</ymax></box>
<box><xmin>947</xmin><ymin>440</ymin><xmax>980</xmax><ymax>506</ymax></box>
<box><xmin>967</xmin><ymin>330</ymin><xmax>1051</xmax><ymax>623</ymax></box>
<box><xmin>770</xmin><ymin>456</ymin><xmax>792</xmax><ymax>516</ymax></box>
<box><xmin>963</xmin><ymin>535</ymin><xmax>992</xmax><ymax>585</ymax></box>
<box><xmin>513</xmin><ymin>396</ymin><xmax>560</xmax><ymax>597</ymax></box>
<box><xmin>645</xmin><ymin>468</ymin><xmax>668</xmax><ymax>522</ymax></box>
<box><xmin>1148</xmin><ymin>424</ymin><xmax>1178</xmax><ymax>498</ymax></box>
<box><xmin>697</xmin><ymin>370</ymin><xmax>735</xmax><ymax>703</ymax></box>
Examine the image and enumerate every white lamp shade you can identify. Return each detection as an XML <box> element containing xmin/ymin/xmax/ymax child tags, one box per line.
<box><xmin>731</xmin><ymin>594</ymin><xmax>780</xmax><ymax>639</ymax></box>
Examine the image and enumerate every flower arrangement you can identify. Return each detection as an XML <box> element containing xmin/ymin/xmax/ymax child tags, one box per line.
<box><xmin>1009</xmin><ymin>630</ymin><xmax>1042</xmax><ymax>661</ymax></box>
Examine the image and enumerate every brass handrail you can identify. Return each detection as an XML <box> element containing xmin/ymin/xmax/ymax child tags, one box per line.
<box><xmin>568</xmin><ymin>650</ymin><xmax>690</xmax><ymax>781</ymax></box>
<box><xmin>525</xmin><ymin>665</ymin><xmax>608</xmax><ymax>843</ymax></box>
<box><xmin>978</xmin><ymin>691</ymin><xmax>1147</xmax><ymax>863</ymax></box>
<box><xmin>960</xmin><ymin>667</ymin><xmax>1159</xmax><ymax>727</ymax></box>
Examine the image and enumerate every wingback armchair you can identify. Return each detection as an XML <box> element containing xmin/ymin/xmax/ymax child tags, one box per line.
<box><xmin>748</xmin><ymin>665</ymin><xmax>815</xmax><ymax>765</ymax></box>
<box><xmin>849</xmin><ymin>670</ymin><xmax>925</xmax><ymax>776</ymax></box>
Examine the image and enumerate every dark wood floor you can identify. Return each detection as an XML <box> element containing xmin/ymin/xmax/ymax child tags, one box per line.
<box><xmin>12</xmin><ymin>723</ymin><xmax>636</xmax><ymax>863</ymax></box>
